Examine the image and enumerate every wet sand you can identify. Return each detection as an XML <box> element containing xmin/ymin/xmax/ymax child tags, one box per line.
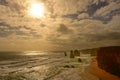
<box><xmin>88</xmin><ymin>59</ymin><xmax>120</xmax><ymax>80</ymax></box>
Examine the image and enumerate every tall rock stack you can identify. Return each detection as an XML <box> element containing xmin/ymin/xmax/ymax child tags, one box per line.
<box><xmin>74</xmin><ymin>50</ymin><xmax>80</xmax><ymax>56</ymax></box>
<box><xmin>97</xmin><ymin>46</ymin><xmax>120</xmax><ymax>77</ymax></box>
<box><xmin>70</xmin><ymin>50</ymin><xmax>74</xmax><ymax>58</ymax></box>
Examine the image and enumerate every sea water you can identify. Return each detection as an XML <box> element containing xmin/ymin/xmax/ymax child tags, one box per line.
<box><xmin>0</xmin><ymin>51</ymin><xmax>98</xmax><ymax>80</ymax></box>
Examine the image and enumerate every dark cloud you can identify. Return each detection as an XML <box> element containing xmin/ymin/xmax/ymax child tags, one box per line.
<box><xmin>0</xmin><ymin>0</ymin><xmax>24</xmax><ymax>13</ymax></box>
<box><xmin>57</xmin><ymin>0</ymin><xmax>120</xmax><ymax>23</ymax></box>
<box><xmin>93</xmin><ymin>8</ymin><xmax>120</xmax><ymax>24</ymax></box>
<box><xmin>0</xmin><ymin>0</ymin><xmax>8</xmax><ymax>6</ymax></box>
<box><xmin>10</xmin><ymin>3</ymin><xmax>21</xmax><ymax>12</ymax></box>
<box><xmin>57</xmin><ymin>24</ymin><xmax>73</xmax><ymax>34</ymax></box>
<box><xmin>0</xmin><ymin>22</ymin><xmax>41</xmax><ymax>38</ymax></box>
<box><xmin>40</xmin><ymin>24</ymin><xmax>46</xmax><ymax>27</ymax></box>
<box><xmin>63</xmin><ymin>14</ymin><xmax>78</xmax><ymax>19</ymax></box>
<box><xmin>47</xmin><ymin>24</ymin><xmax>74</xmax><ymax>44</ymax></box>
<box><xmin>92</xmin><ymin>1</ymin><xmax>120</xmax><ymax>23</ymax></box>
<box><xmin>87</xmin><ymin>0</ymin><xmax>109</xmax><ymax>16</ymax></box>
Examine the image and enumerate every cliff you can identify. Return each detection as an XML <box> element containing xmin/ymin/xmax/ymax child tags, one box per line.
<box><xmin>97</xmin><ymin>46</ymin><xmax>120</xmax><ymax>77</ymax></box>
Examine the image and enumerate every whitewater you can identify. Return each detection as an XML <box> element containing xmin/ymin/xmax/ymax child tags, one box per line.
<box><xmin>0</xmin><ymin>51</ymin><xmax>99</xmax><ymax>80</ymax></box>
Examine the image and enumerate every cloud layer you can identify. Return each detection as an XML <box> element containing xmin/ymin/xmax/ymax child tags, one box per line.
<box><xmin>0</xmin><ymin>0</ymin><xmax>120</xmax><ymax>51</ymax></box>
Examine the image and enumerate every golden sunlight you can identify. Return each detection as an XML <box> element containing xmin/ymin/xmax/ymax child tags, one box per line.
<box><xmin>28</xmin><ymin>2</ymin><xmax>45</xmax><ymax>18</ymax></box>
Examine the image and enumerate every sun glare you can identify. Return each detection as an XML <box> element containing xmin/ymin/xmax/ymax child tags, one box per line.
<box><xmin>29</xmin><ymin>2</ymin><xmax>45</xmax><ymax>18</ymax></box>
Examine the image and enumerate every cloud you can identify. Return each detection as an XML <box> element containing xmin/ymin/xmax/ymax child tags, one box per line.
<box><xmin>0</xmin><ymin>0</ymin><xmax>120</xmax><ymax>50</ymax></box>
<box><xmin>44</xmin><ymin>0</ymin><xmax>90</xmax><ymax>16</ymax></box>
<box><xmin>44</xmin><ymin>0</ymin><xmax>120</xmax><ymax>23</ymax></box>
<box><xmin>0</xmin><ymin>21</ymin><xmax>41</xmax><ymax>38</ymax></box>
<box><xmin>77</xmin><ymin>13</ymin><xmax>89</xmax><ymax>19</ymax></box>
<box><xmin>93</xmin><ymin>1</ymin><xmax>120</xmax><ymax>22</ymax></box>
<box><xmin>57</xmin><ymin>24</ymin><xmax>73</xmax><ymax>34</ymax></box>
<box><xmin>0</xmin><ymin>0</ymin><xmax>8</xmax><ymax>6</ymax></box>
<box><xmin>87</xmin><ymin>0</ymin><xmax>109</xmax><ymax>16</ymax></box>
<box><xmin>83</xmin><ymin>32</ymin><xmax>120</xmax><ymax>41</ymax></box>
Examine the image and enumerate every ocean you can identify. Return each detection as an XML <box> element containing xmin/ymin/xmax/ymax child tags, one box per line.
<box><xmin>0</xmin><ymin>51</ymin><xmax>97</xmax><ymax>80</ymax></box>
<box><xmin>0</xmin><ymin>51</ymin><xmax>62</xmax><ymax>60</ymax></box>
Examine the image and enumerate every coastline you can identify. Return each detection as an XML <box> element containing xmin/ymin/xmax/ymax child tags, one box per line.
<box><xmin>88</xmin><ymin>59</ymin><xmax>120</xmax><ymax>80</ymax></box>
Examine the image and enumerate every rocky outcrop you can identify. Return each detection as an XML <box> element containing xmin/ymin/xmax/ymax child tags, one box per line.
<box><xmin>97</xmin><ymin>46</ymin><xmax>120</xmax><ymax>77</ymax></box>
<box><xmin>70</xmin><ymin>50</ymin><xmax>75</xmax><ymax>58</ymax></box>
<box><xmin>70</xmin><ymin>50</ymin><xmax>80</xmax><ymax>58</ymax></box>
<box><xmin>74</xmin><ymin>50</ymin><xmax>80</xmax><ymax>56</ymax></box>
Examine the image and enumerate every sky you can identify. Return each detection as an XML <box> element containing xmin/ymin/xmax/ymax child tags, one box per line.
<box><xmin>0</xmin><ymin>0</ymin><xmax>120</xmax><ymax>51</ymax></box>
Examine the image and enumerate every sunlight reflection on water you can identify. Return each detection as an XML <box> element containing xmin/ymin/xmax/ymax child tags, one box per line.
<box><xmin>23</xmin><ymin>51</ymin><xmax>48</xmax><ymax>56</ymax></box>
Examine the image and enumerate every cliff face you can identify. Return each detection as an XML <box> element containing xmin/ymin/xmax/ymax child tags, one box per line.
<box><xmin>97</xmin><ymin>46</ymin><xmax>120</xmax><ymax>77</ymax></box>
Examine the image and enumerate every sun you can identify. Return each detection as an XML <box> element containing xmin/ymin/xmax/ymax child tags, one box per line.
<box><xmin>29</xmin><ymin>2</ymin><xmax>45</xmax><ymax>18</ymax></box>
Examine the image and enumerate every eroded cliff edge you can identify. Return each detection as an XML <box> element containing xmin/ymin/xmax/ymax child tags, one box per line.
<box><xmin>97</xmin><ymin>46</ymin><xmax>120</xmax><ymax>77</ymax></box>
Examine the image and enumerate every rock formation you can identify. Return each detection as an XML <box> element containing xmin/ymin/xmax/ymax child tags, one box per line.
<box><xmin>74</xmin><ymin>50</ymin><xmax>80</xmax><ymax>56</ymax></box>
<box><xmin>97</xmin><ymin>46</ymin><xmax>120</xmax><ymax>77</ymax></box>
<box><xmin>70</xmin><ymin>50</ymin><xmax>74</xmax><ymax>58</ymax></box>
<box><xmin>64</xmin><ymin>52</ymin><xmax>67</xmax><ymax>56</ymax></box>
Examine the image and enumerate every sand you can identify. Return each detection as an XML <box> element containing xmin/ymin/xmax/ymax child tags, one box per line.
<box><xmin>88</xmin><ymin>59</ymin><xmax>120</xmax><ymax>80</ymax></box>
